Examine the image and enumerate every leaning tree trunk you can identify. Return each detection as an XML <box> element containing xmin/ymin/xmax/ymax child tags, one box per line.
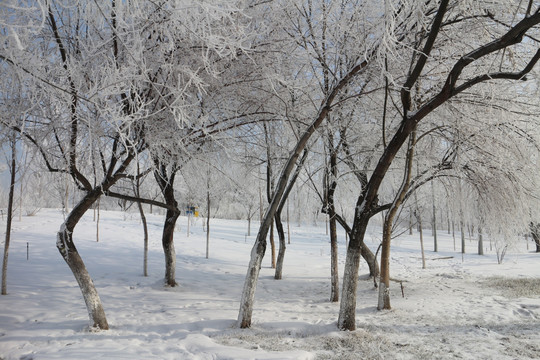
<box><xmin>238</xmin><ymin>225</ymin><xmax>268</xmax><ymax>328</ymax></box>
<box><xmin>238</xmin><ymin>53</ymin><xmax>370</xmax><ymax>328</ymax></box>
<box><xmin>57</xmin><ymin>189</ymin><xmax>109</xmax><ymax>330</ymax></box>
<box><xmin>361</xmin><ymin>243</ymin><xmax>379</xmax><ymax>278</ymax></box>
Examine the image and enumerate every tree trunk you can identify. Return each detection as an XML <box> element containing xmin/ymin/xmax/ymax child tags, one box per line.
<box><xmin>142</xmin><ymin>207</ymin><xmax>149</xmax><ymax>277</ymax></box>
<box><xmin>57</xmin><ymin>228</ymin><xmax>108</xmax><ymax>329</ymax></box>
<box><xmin>270</xmin><ymin>222</ymin><xmax>276</xmax><ymax>268</ymax></box>
<box><xmin>274</xmin><ymin>213</ymin><xmax>286</xmax><ymax>279</ymax></box>
<box><xmin>418</xmin><ymin>213</ymin><xmax>426</xmax><ymax>269</ymax></box>
<box><xmin>96</xmin><ymin>198</ymin><xmax>100</xmax><ymax>242</ymax></box>
<box><xmin>325</xmin><ymin>132</ymin><xmax>340</xmax><ymax>302</ymax></box>
<box><xmin>530</xmin><ymin>223</ymin><xmax>540</xmax><ymax>253</ymax></box>
<box><xmin>379</xmin><ymin>130</ymin><xmax>416</xmax><ymax>310</ymax></box>
<box><xmin>329</xmin><ymin>213</ymin><xmax>339</xmax><ymax>302</ymax></box>
<box><xmin>287</xmin><ymin>200</ymin><xmax>291</xmax><ymax>244</ymax></box>
<box><xmin>206</xmin><ymin>190</ymin><xmax>210</xmax><ymax>259</ymax></box>
<box><xmin>238</xmin><ymin>57</ymin><xmax>368</xmax><ymax>329</ymax></box>
<box><xmin>162</xmin><ymin>208</ymin><xmax>179</xmax><ymax>287</ymax></box>
<box><xmin>478</xmin><ymin>224</ymin><xmax>484</xmax><ymax>256</ymax></box>
<box><xmin>415</xmin><ymin>198</ymin><xmax>426</xmax><ymax>270</ymax></box>
<box><xmin>460</xmin><ymin>218</ymin><xmax>466</xmax><ymax>254</ymax></box>
<box><xmin>1</xmin><ymin>133</ymin><xmax>16</xmax><ymax>296</ymax></box>
<box><xmin>409</xmin><ymin>210</ymin><xmax>413</xmax><ymax>235</ymax></box>
<box><xmin>154</xmin><ymin>167</ymin><xmax>180</xmax><ymax>287</ymax></box>
<box><xmin>362</xmin><ymin>243</ymin><xmax>379</xmax><ymax>278</ymax></box>
<box><xmin>338</xmin><ymin>216</ymin><xmax>369</xmax><ymax>331</ymax></box>
<box><xmin>56</xmin><ymin>189</ymin><xmax>109</xmax><ymax>330</ymax></box>
<box><xmin>238</xmin><ymin>225</ymin><xmax>268</xmax><ymax>328</ymax></box>
<box><xmin>447</xmin><ymin>208</ymin><xmax>451</xmax><ymax>234</ymax></box>
<box><xmin>133</xmin><ymin>187</ymin><xmax>148</xmax><ymax>276</ymax></box>
<box><xmin>432</xmin><ymin>181</ymin><xmax>438</xmax><ymax>252</ymax></box>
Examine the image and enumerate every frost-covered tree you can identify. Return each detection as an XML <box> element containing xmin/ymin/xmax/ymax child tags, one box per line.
<box><xmin>0</xmin><ymin>0</ymin><xmax>255</xmax><ymax>329</ymax></box>
<box><xmin>338</xmin><ymin>1</ymin><xmax>540</xmax><ymax>330</ymax></box>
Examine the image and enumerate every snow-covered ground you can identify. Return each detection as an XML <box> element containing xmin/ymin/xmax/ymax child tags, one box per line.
<box><xmin>1</xmin><ymin>208</ymin><xmax>539</xmax><ymax>359</ymax></box>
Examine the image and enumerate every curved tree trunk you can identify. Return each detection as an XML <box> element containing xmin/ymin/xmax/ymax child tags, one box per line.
<box><xmin>274</xmin><ymin>213</ymin><xmax>286</xmax><ymax>280</ymax></box>
<box><xmin>57</xmin><ymin>190</ymin><xmax>109</xmax><ymax>330</ymax></box>
<box><xmin>57</xmin><ymin>229</ymin><xmax>108</xmax><ymax>329</ymax></box>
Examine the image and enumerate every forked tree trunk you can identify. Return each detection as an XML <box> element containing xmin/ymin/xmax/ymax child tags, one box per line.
<box><xmin>274</xmin><ymin>213</ymin><xmax>286</xmax><ymax>279</ymax></box>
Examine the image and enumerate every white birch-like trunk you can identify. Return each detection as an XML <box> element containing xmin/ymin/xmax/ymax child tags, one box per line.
<box><xmin>377</xmin><ymin>282</ymin><xmax>389</xmax><ymax>310</ymax></box>
<box><xmin>57</xmin><ymin>226</ymin><xmax>109</xmax><ymax>329</ymax></box>
<box><xmin>237</xmin><ymin>235</ymin><xmax>266</xmax><ymax>328</ymax></box>
<box><xmin>337</xmin><ymin>243</ymin><xmax>362</xmax><ymax>330</ymax></box>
